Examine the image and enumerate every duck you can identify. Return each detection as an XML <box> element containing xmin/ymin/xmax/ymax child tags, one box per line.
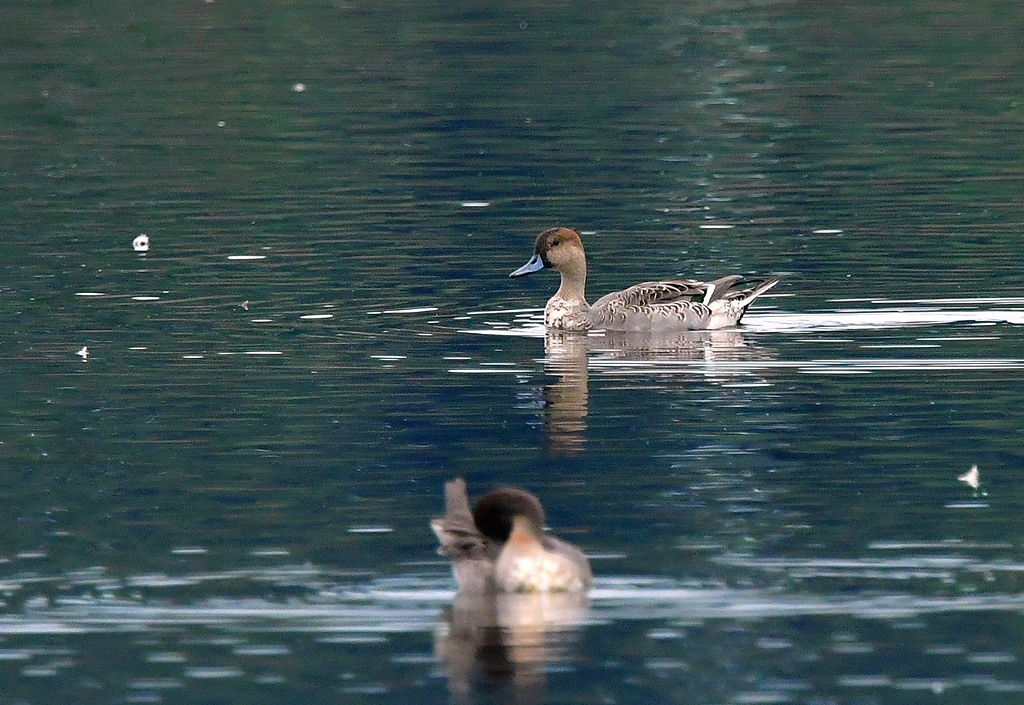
<box><xmin>509</xmin><ymin>227</ymin><xmax>780</xmax><ymax>332</ymax></box>
<box><xmin>431</xmin><ymin>478</ymin><xmax>592</xmax><ymax>593</ymax></box>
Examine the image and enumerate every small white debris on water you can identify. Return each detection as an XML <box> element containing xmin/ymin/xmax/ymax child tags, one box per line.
<box><xmin>133</xmin><ymin>233</ymin><xmax>150</xmax><ymax>252</ymax></box>
<box><xmin>76</xmin><ymin>346</ymin><xmax>89</xmax><ymax>361</ymax></box>
<box><xmin>958</xmin><ymin>465</ymin><xmax>980</xmax><ymax>490</ymax></box>
<box><xmin>292</xmin><ymin>82</ymin><xmax>306</xmax><ymax>93</ymax></box>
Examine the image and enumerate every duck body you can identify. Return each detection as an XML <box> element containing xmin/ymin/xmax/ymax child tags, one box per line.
<box><xmin>431</xmin><ymin>478</ymin><xmax>592</xmax><ymax>593</ymax></box>
<box><xmin>494</xmin><ymin>515</ymin><xmax>590</xmax><ymax>592</ymax></box>
<box><xmin>510</xmin><ymin>227</ymin><xmax>780</xmax><ymax>332</ymax></box>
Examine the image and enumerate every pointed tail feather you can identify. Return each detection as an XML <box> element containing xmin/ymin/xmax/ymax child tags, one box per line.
<box><xmin>727</xmin><ymin>277</ymin><xmax>781</xmax><ymax>325</ymax></box>
<box><xmin>431</xmin><ymin>478</ymin><xmax>487</xmax><ymax>561</ymax></box>
<box><xmin>736</xmin><ymin>276</ymin><xmax>781</xmax><ymax>308</ymax></box>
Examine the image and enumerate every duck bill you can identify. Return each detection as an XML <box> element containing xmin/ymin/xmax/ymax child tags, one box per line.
<box><xmin>509</xmin><ymin>254</ymin><xmax>545</xmax><ymax>278</ymax></box>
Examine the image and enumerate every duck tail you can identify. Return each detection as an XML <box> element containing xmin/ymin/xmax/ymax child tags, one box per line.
<box><xmin>431</xmin><ymin>478</ymin><xmax>487</xmax><ymax>560</ymax></box>
<box><xmin>736</xmin><ymin>276</ymin><xmax>781</xmax><ymax>310</ymax></box>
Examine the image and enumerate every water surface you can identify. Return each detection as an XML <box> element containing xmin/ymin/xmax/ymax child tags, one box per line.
<box><xmin>2</xmin><ymin>0</ymin><xmax>1024</xmax><ymax>703</ymax></box>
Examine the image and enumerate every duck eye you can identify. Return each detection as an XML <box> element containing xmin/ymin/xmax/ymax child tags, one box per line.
<box><xmin>551</xmin><ymin>239</ymin><xmax>561</xmax><ymax>246</ymax></box>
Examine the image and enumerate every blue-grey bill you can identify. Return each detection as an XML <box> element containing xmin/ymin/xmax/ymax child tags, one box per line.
<box><xmin>509</xmin><ymin>254</ymin><xmax>545</xmax><ymax>278</ymax></box>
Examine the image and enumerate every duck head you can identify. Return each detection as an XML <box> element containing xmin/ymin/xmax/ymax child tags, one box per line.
<box><xmin>472</xmin><ymin>487</ymin><xmax>547</xmax><ymax>542</ymax></box>
<box><xmin>509</xmin><ymin>227</ymin><xmax>587</xmax><ymax>283</ymax></box>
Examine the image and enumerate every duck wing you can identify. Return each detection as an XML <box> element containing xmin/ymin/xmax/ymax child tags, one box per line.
<box><xmin>589</xmin><ymin>275</ymin><xmax>779</xmax><ymax>332</ymax></box>
<box><xmin>591</xmin><ymin>280</ymin><xmax>706</xmax><ymax>310</ymax></box>
<box><xmin>590</xmin><ymin>281</ymin><xmax>713</xmax><ymax>332</ymax></box>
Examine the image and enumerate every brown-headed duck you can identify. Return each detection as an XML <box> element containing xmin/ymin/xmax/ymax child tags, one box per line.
<box><xmin>510</xmin><ymin>227</ymin><xmax>780</xmax><ymax>332</ymax></box>
<box><xmin>431</xmin><ymin>478</ymin><xmax>592</xmax><ymax>593</ymax></box>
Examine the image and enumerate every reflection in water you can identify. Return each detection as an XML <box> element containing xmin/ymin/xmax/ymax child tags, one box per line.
<box><xmin>1</xmin><ymin>569</ymin><xmax>1024</xmax><ymax>701</ymax></box>
<box><xmin>595</xmin><ymin>327</ymin><xmax>775</xmax><ymax>363</ymax></box>
<box><xmin>541</xmin><ymin>333</ymin><xmax>590</xmax><ymax>455</ymax></box>
<box><xmin>540</xmin><ymin>330</ymin><xmax>776</xmax><ymax>454</ymax></box>
<box><xmin>435</xmin><ymin>590</ymin><xmax>590</xmax><ymax>705</ymax></box>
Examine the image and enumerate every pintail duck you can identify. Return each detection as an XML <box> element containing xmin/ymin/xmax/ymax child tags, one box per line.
<box><xmin>431</xmin><ymin>478</ymin><xmax>592</xmax><ymax>593</ymax></box>
<box><xmin>510</xmin><ymin>227</ymin><xmax>780</xmax><ymax>332</ymax></box>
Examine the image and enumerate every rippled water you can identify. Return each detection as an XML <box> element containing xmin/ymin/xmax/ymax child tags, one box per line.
<box><xmin>3</xmin><ymin>0</ymin><xmax>1024</xmax><ymax>703</ymax></box>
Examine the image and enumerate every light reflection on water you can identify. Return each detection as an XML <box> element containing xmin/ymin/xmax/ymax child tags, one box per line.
<box><xmin>5</xmin><ymin>0</ymin><xmax>1024</xmax><ymax>701</ymax></box>
<box><xmin>3</xmin><ymin>567</ymin><xmax>1024</xmax><ymax>634</ymax></box>
<box><xmin>455</xmin><ymin>300</ymin><xmax>1024</xmax><ymax>388</ymax></box>
<box><xmin>463</xmin><ymin>298</ymin><xmax>1024</xmax><ymax>337</ymax></box>
<box><xmin>3</xmin><ymin>565</ymin><xmax>1024</xmax><ymax>700</ymax></box>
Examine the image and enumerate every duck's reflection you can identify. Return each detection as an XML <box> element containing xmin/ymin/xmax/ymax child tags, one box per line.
<box><xmin>539</xmin><ymin>329</ymin><xmax>776</xmax><ymax>454</ymax></box>
<box><xmin>436</xmin><ymin>590</ymin><xmax>590</xmax><ymax>704</ymax></box>
<box><xmin>540</xmin><ymin>332</ymin><xmax>590</xmax><ymax>456</ymax></box>
<box><xmin>595</xmin><ymin>327</ymin><xmax>771</xmax><ymax>361</ymax></box>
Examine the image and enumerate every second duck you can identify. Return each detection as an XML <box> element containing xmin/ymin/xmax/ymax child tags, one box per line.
<box><xmin>431</xmin><ymin>478</ymin><xmax>592</xmax><ymax>593</ymax></box>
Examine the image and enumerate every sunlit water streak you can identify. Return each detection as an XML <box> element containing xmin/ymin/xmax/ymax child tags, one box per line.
<box><xmin>745</xmin><ymin>308</ymin><xmax>1024</xmax><ymax>332</ymax></box>
<box><xmin>582</xmin><ymin>358</ymin><xmax>1024</xmax><ymax>375</ymax></box>
<box><xmin>450</xmin><ymin>300</ymin><xmax>1024</xmax><ymax>381</ymax></box>
<box><xmin>1</xmin><ymin>568</ymin><xmax>1022</xmax><ymax>635</ymax></box>
<box><xmin>461</xmin><ymin>299</ymin><xmax>1024</xmax><ymax>337</ymax></box>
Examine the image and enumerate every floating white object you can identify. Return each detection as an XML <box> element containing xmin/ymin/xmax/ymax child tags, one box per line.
<box><xmin>76</xmin><ymin>346</ymin><xmax>89</xmax><ymax>361</ymax></box>
<box><xmin>958</xmin><ymin>465</ymin><xmax>980</xmax><ymax>490</ymax></box>
<box><xmin>133</xmin><ymin>234</ymin><xmax>150</xmax><ymax>252</ymax></box>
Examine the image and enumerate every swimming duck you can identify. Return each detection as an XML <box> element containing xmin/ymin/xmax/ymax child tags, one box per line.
<box><xmin>431</xmin><ymin>478</ymin><xmax>592</xmax><ymax>593</ymax></box>
<box><xmin>509</xmin><ymin>227</ymin><xmax>780</xmax><ymax>332</ymax></box>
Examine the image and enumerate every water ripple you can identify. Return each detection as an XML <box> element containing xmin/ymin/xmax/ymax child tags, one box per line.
<box><xmin>0</xmin><ymin>571</ymin><xmax>1021</xmax><ymax>636</ymax></box>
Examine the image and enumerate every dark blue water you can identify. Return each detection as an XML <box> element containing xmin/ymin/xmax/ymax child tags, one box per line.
<box><xmin>2</xmin><ymin>0</ymin><xmax>1024</xmax><ymax>703</ymax></box>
